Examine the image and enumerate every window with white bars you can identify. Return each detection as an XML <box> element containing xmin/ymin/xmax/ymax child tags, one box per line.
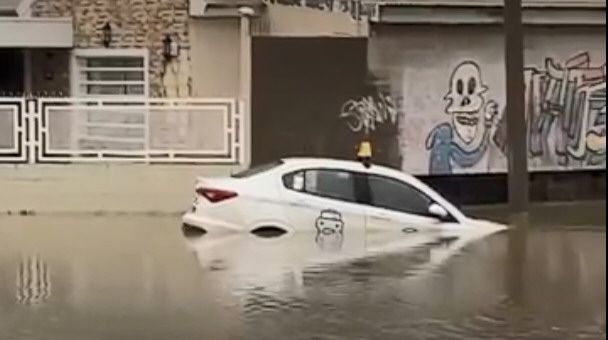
<box><xmin>73</xmin><ymin>49</ymin><xmax>148</xmax><ymax>98</ymax></box>
<box><xmin>69</xmin><ymin>49</ymin><xmax>149</xmax><ymax>152</ymax></box>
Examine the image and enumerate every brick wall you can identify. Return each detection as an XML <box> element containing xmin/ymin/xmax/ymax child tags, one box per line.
<box><xmin>31</xmin><ymin>0</ymin><xmax>191</xmax><ymax>97</ymax></box>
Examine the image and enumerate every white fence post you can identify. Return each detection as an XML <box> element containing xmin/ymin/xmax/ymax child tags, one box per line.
<box><xmin>27</xmin><ymin>98</ymin><xmax>36</xmax><ymax>164</ymax></box>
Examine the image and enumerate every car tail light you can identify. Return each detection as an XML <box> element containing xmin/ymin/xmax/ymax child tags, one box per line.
<box><xmin>195</xmin><ymin>187</ymin><xmax>238</xmax><ymax>203</ymax></box>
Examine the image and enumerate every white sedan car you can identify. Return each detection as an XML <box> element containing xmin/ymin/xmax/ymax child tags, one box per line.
<box><xmin>181</xmin><ymin>157</ymin><xmax>506</xmax><ymax>235</ymax></box>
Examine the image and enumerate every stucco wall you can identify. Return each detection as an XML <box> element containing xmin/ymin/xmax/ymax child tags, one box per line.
<box><xmin>366</xmin><ymin>25</ymin><xmax>606</xmax><ymax>175</ymax></box>
<box><xmin>263</xmin><ymin>3</ymin><xmax>368</xmax><ymax>37</ymax></box>
<box><xmin>250</xmin><ymin>37</ymin><xmax>383</xmax><ymax>166</ymax></box>
<box><xmin>29</xmin><ymin>0</ymin><xmax>191</xmax><ymax>97</ymax></box>
<box><xmin>189</xmin><ymin>18</ymin><xmax>241</xmax><ymax>98</ymax></box>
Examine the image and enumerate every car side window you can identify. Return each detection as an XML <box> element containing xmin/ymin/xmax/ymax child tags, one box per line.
<box><xmin>367</xmin><ymin>175</ymin><xmax>433</xmax><ymax>216</ymax></box>
<box><xmin>282</xmin><ymin>169</ymin><xmax>358</xmax><ymax>203</ymax></box>
<box><xmin>283</xmin><ymin>171</ymin><xmax>305</xmax><ymax>191</ymax></box>
<box><xmin>305</xmin><ymin>169</ymin><xmax>356</xmax><ymax>202</ymax></box>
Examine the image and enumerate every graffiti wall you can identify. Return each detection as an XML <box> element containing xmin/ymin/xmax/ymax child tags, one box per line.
<box><xmin>493</xmin><ymin>52</ymin><xmax>606</xmax><ymax>172</ymax></box>
<box><xmin>251</xmin><ymin>37</ymin><xmax>401</xmax><ymax>168</ymax></box>
<box><xmin>368</xmin><ymin>25</ymin><xmax>606</xmax><ymax>175</ymax></box>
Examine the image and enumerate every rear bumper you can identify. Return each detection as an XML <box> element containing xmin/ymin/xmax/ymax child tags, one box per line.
<box><xmin>181</xmin><ymin>212</ymin><xmax>245</xmax><ymax>234</ymax></box>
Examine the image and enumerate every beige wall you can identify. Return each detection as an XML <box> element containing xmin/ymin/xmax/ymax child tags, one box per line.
<box><xmin>0</xmin><ymin>164</ymin><xmax>242</xmax><ymax>215</ymax></box>
<box><xmin>189</xmin><ymin>18</ymin><xmax>241</xmax><ymax>98</ymax></box>
<box><xmin>263</xmin><ymin>4</ymin><xmax>368</xmax><ymax>37</ymax></box>
<box><xmin>188</xmin><ymin>4</ymin><xmax>369</xmax><ymax>97</ymax></box>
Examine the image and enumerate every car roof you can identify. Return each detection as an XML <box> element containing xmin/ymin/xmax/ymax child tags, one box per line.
<box><xmin>279</xmin><ymin>157</ymin><xmax>413</xmax><ymax>180</ymax></box>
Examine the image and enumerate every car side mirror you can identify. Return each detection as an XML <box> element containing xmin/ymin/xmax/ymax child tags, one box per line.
<box><xmin>428</xmin><ymin>203</ymin><xmax>449</xmax><ymax>220</ymax></box>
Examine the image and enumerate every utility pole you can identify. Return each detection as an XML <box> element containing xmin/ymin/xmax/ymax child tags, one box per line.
<box><xmin>504</xmin><ymin>0</ymin><xmax>529</xmax><ymax>222</ymax></box>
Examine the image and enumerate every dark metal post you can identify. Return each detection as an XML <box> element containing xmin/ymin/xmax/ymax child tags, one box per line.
<box><xmin>507</xmin><ymin>222</ymin><xmax>528</xmax><ymax>305</ymax></box>
<box><xmin>504</xmin><ymin>0</ymin><xmax>529</xmax><ymax>220</ymax></box>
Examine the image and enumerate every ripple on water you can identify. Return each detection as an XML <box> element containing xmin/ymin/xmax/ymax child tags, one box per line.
<box><xmin>223</xmin><ymin>230</ymin><xmax>606</xmax><ymax>340</ymax></box>
<box><xmin>1</xmin><ymin>220</ymin><xmax>605</xmax><ymax>340</ymax></box>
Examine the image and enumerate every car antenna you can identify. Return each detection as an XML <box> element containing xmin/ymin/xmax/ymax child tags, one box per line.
<box><xmin>357</xmin><ymin>137</ymin><xmax>372</xmax><ymax>169</ymax></box>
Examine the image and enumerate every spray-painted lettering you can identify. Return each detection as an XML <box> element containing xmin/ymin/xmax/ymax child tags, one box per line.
<box><xmin>339</xmin><ymin>91</ymin><xmax>398</xmax><ymax>134</ymax></box>
<box><xmin>493</xmin><ymin>51</ymin><xmax>606</xmax><ymax>168</ymax></box>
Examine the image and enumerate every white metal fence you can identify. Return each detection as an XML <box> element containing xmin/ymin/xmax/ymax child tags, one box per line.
<box><xmin>0</xmin><ymin>98</ymin><xmax>26</xmax><ymax>162</ymax></box>
<box><xmin>0</xmin><ymin>97</ymin><xmax>244</xmax><ymax>164</ymax></box>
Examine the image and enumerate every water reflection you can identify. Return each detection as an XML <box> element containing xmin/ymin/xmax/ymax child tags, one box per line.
<box><xmin>0</xmin><ymin>216</ymin><xmax>605</xmax><ymax>340</ymax></box>
<box><xmin>16</xmin><ymin>255</ymin><xmax>52</xmax><ymax>306</ymax></box>
<box><xmin>181</xmin><ymin>226</ymin><xmax>497</xmax><ymax>299</ymax></box>
<box><xmin>183</xmin><ymin>225</ymin><xmax>504</xmax><ymax>288</ymax></box>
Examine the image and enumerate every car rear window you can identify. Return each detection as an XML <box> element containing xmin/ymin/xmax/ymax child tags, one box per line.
<box><xmin>230</xmin><ymin>160</ymin><xmax>284</xmax><ymax>178</ymax></box>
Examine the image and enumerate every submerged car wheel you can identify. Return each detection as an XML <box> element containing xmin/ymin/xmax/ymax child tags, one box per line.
<box><xmin>181</xmin><ymin>223</ymin><xmax>207</xmax><ymax>237</ymax></box>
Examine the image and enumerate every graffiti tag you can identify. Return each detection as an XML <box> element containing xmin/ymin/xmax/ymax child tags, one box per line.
<box><xmin>339</xmin><ymin>91</ymin><xmax>398</xmax><ymax>134</ymax></box>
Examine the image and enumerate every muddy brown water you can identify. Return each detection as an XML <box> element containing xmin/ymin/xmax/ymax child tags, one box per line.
<box><xmin>0</xmin><ymin>208</ymin><xmax>605</xmax><ymax>340</ymax></box>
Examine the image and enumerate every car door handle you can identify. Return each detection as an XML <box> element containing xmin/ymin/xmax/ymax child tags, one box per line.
<box><xmin>288</xmin><ymin>200</ymin><xmax>310</xmax><ymax>208</ymax></box>
<box><xmin>370</xmin><ymin>214</ymin><xmax>391</xmax><ymax>222</ymax></box>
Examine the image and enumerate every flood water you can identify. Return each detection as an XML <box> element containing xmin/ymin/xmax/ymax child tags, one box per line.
<box><xmin>0</xmin><ymin>213</ymin><xmax>605</xmax><ymax>340</ymax></box>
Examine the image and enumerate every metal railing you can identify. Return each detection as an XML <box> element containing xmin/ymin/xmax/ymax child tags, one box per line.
<box><xmin>0</xmin><ymin>96</ymin><xmax>244</xmax><ymax>164</ymax></box>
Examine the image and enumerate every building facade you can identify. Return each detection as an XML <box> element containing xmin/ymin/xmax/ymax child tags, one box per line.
<box><xmin>0</xmin><ymin>0</ymin><xmax>605</xmax><ymax>213</ymax></box>
<box><xmin>0</xmin><ymin>0</ymin><xmax>190</xmax><ymax>98</ymax></box>
<box><xmin>243</xmin><ymin>0</ymin><xmax>606</xmax><ymax>203</ymax></box>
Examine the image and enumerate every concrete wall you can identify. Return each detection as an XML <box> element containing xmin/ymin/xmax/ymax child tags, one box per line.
<box><xmin>366</xmin><ymin>25</ymin><xmax>606</xmax><ymax>176</ymax></box>
<box><xmin>189</xmin><ymin>18</ymin><xmax>241</xmax><ymax>98</ymax></box>
<box><xmin>0</xmin><ymin>164</ymin><xmax>242</xmax><ymax>215</ymax></box>
<box><xmin>262</xmin><ymin>3</ymin><xmax>368</xmax><ymax>37</ymax></box>
<box><xmin>250</xmin><ymin>37</ymin><xmax>394</xmax><ymax>166</ymax></box>
<box><xmin>29</xmin><ymin>0</ymin><xmax>191</xmax><ymax>97</ymax></box>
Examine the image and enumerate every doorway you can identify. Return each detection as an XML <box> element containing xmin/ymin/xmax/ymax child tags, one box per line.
<box><xmin>0</xmin><ymin>49</ymin><xmax>24</xmax><ymax>96</ymax></box>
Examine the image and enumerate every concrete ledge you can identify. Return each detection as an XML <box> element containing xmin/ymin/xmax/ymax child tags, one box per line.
<box><xmin>373</xmin><ymin>5</ymin><xmax>606</xmax><ymax>25</ymax></box>
<box><xmin>261</xmin><ymin>4</ymin><xmax>369</xmax><ymax>37</ymax></box>
<box><xmin>463</xmin><ymin>200</ymin><xmax>606</xmax><ymax>226</ymax></box>
<box><xmin>0</xmin><ymin>164</ymin><xmax>242</xmax><ymax>215</ymax></box>
<box><xmin>0</xmin><ymin>17</ymin><xmax>73</xmax><ymax>47</ymax></box>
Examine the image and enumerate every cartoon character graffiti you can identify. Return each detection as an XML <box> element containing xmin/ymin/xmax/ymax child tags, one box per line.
<box><xmin>425</xmin><ymin>61</ymin><xmax>500</xmax><ymax>175</ymax></box>
<box><xmin>584</xmin><ymin>105</ymin><xmax>606</xmax><ymax>157</ymax></box>
<box><xmin>314</xmin><ymin>209</ymin><xmax>344</xmax><ymax>252</ymax></box>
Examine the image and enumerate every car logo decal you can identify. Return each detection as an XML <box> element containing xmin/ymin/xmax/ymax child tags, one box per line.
<box><xmin>315</xmin><ymin>209</ymin><xmax>344</xmax><ymax>235</ymax></box>
<box><xmin>315</xmin><ymin>209</ymin><xmax>345</xmax><ymax>252</ymax></box>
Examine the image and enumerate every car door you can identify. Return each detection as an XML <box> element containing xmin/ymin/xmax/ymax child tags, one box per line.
<box><xmin>363</xmin><ymin>174</ymin><xmax>452</xmax><ymax>233</ymax></box>
<box><xmin>280</xmin><ymin>168</ymin><xmax>368</xmax><ymax>241</ymax></box>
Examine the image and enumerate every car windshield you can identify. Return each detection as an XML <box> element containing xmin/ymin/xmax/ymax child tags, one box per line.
<box><xmin>230</xmin><ymin>160</ymin><xmax>284</xmax><ymax>178</ymax></box>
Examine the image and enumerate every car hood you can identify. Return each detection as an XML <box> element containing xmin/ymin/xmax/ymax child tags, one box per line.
<box><xmin>459</xmin><ymin>217</ymin><xmax>509</xmax><ymax>234</ymax></box>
